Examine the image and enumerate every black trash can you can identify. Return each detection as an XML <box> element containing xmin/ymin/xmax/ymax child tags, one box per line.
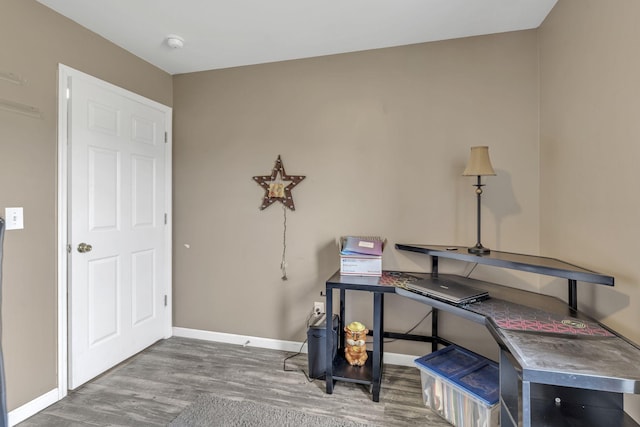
<box><xmin>307</xmin><ymin>314</ymin><xmax>338</xmax><ymax>379</ymax></box>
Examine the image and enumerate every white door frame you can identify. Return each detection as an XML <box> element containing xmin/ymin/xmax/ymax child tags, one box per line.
<box><xmin>56</xmin><ymin>64</ymin><xmax>172</xmax><ymax>398</ymax></box>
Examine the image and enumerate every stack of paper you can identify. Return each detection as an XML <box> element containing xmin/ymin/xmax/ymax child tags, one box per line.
<box><xmin>339</xmin><ymin>236</ymin><xmax>385</xmax><ymax>276</ymax></box>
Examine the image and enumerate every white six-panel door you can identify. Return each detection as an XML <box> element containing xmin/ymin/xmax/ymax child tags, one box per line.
<box><xmin>66</xmin><ymin>69</ymin><xmax>171</xmax><ymax>389</ymax></box>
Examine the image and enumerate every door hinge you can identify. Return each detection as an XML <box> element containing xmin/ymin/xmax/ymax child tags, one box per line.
<box><xmin>164</xmin><ymin>295</ymin><xmax>168</xmax><ymax>307</ymax></box>
<box><xmin>67</xmin><ymin>244</ymin><xmax>71</xmax><ymax>253</ymax></box>
<box><xmin>164</xmin><ymin>213</ymin><xmax>167</xmax><ymax>224</ymax></box>
<box><xmin>164</xmin><ymin>132</ymin><xmax>168</xmax><ymax>143</ymax></box>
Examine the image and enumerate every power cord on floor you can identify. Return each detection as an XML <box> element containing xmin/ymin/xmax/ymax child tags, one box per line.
<box><xmin>282</xmin><ymin>308</ymin><xmax>321</xmax><ymax>383</ymax></box>
<box><xmin>283</xmin><ymin>338</ymin><xmax>315</xmax><ymax>382</ymax></box>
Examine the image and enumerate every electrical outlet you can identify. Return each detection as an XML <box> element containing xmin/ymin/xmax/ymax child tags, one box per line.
<box><xmin>313</xmin><ymin>301</ymin><xmax>325</xmax><ymax>315</ymax></box>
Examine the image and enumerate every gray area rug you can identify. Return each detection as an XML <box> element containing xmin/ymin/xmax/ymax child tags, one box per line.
<box><xmin>170</xmin><ymin>394</ymin><xmax>370</xmax><ymax>427</ymax></box>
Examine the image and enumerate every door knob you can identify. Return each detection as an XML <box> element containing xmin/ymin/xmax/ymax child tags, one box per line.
<box><xmin>77</xmin><ymin>242</ymin><xmax>93</xmax><ymax>253</ymax></box>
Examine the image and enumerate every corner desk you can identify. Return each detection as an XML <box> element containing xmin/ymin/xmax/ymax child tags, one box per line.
<box><xmin>324</xmin><ymin>244</ymin><xmax>640</xmax><ymax>426</ymax></box>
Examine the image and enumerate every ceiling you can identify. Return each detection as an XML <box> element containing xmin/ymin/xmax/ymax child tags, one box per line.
<box><xmin>36</xmin><ymin>0</ymin><xmax>557</xmax><ymax>75</ymax></box>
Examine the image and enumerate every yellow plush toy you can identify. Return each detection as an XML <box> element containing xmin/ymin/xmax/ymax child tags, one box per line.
<box><xmin>344</xmin><ymin>321</ymin><xmax>369</xmax><ymax>366</ymax></box>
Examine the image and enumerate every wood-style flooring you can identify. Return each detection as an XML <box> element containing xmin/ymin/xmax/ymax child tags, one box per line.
<box><xmin>18</xmin><ymin>337</ymin><xmax>449</xmax><ymax>426</ymax></box>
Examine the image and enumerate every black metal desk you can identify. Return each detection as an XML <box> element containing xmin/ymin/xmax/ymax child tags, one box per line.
<box><xmin>325</xmin><ymin>244</ymin><xmax>640</xmax><ymax>426</ymax></box>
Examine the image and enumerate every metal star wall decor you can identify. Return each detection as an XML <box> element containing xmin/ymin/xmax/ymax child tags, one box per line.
<box><xmin>253</xmin><ymin>155</ymin><xmax>306</xmax><ymax>210</ymax></box>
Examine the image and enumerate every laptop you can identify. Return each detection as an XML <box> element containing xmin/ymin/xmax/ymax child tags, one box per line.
<box><xmin>404</xmin><ymin>276</ymin><xmax>489</xmax><ymax>305</ymax></box>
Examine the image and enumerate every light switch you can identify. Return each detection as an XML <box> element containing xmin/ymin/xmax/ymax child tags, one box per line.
<box><xmin>5</xmin><ymin>207</ymin><xmax>24</xmax><ymax>230</ymax></box>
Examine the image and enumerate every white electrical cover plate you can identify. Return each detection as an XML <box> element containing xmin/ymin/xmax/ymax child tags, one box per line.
<box><xmin>5</xmin><ymin>207</ymin><xmax>24</xmax><ymax>230</ymax></box>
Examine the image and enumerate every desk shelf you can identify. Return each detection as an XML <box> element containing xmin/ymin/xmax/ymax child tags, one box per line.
<box><xmin>331</xmin><ymin>351</ymin><xmax>374</xmax><ymax>386</ymax></box>
<box><xmin>525</xmin><ymin>397</ymin><xmax>638</xmax><ymax>427</ymax></box>
<box><xmin>394</xmin><ymin>244</ymin><xmax>614</xmax><ymax>285</ymax></box>
<box><xmin>395</xmin><ymin>244</ymin><xmax>614</xmax><ymax>310</ymax></box>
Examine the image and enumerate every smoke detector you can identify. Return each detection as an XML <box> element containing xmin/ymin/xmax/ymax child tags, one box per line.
<box><xmin>166</xmin><ymin>35</ymin><xmax>184</xmax><ymax>49</ymax></box>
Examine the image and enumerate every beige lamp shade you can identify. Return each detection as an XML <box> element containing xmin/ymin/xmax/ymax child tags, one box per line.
<box><xmin>463</xmin><ymin>146</ymin><xmax>496</xmax><ymax>176</ymax></box>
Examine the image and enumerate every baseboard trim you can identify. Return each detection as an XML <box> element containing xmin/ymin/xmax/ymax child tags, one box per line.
<box><xmin>172</xmin><ymin>327</ymin><xmax>309</xmax><ymax>353</ymax></box>
<box><xmin>383</xmin><ymin>352</ymin><xmax>417</xmax><ymax>367</ymax></box>
<box><xmin>8</xmin><ymin>387</ymin><xmax>59</xmax><ymax>426</ymax></box>
<box><xmin>172</xmin><ymin>327</ymin><xmax>416</xmax><ymax>367</ymax></box>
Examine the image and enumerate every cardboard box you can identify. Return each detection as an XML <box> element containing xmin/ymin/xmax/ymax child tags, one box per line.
<box><xmin>339</xmin><ymin>236</ymin><xmax>385</xmax><ymax>277</ymax></box>
<box><xmin>339</xmin><ymin>255</ymin><xmax>382</xmax><ymax>276</ymax></box>
<box><xmin>414</xmin><ymin>345</ymin><xmax>499</xmax><ymax>427</ymax></box>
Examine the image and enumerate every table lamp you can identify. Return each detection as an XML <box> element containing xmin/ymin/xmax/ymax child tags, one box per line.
<box><xmin>462</xmin><ymin>146</ymin><xmax>496</xmax><ymax>254</ymax></box>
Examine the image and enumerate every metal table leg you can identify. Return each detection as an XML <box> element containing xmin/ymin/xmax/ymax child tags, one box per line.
<box><xmin>371</xmin><ymin>292</ymin><xmax>383</xmax><ymax>402</ymax></box>
<box><xmin>325</xmin><ymin>285</ymin><xmax>334</xmax><ymax>394</ymax></box>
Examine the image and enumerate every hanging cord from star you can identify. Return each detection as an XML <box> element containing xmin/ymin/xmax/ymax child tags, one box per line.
<box><xmin>281</xmin><ymin>205</ymin><xmax>287</xmax><ymax>280</ymax></box>
<box><xmin>253</xmin><ymin>155</ymin><xmax>305</xmax><ymax>280</ymax></box>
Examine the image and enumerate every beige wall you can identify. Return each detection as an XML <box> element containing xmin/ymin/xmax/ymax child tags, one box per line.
<box><xmin>539</xmin><ymin>0</ymin><xmax>640</xmax><ymax>419</ymax></box>
<box><xmin>0</xmin><ymin>0</ymin><xmax>172</xmax><ymax>410</ymax></box>
<box><xmin>172</xmin><ymin>30</ymin><xmax>540</xmax><ymax>359</ymax></box>
<box><xmin>8</xmin><ymin>0</ymin><xmax>639</xmax><ymax>419</ymax></box>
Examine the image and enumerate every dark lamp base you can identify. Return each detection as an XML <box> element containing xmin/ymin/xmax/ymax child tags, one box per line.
<box><xmin>468</xmin><ymin>245</ymin><xmax>491</xmax><ymax>254</ymax></box>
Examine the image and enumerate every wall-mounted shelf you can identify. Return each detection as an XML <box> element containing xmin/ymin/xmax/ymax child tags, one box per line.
<box><xmin>0</xmin><ymin>98</ymin><xmax>42</xmax><ymax>119</ymax></box>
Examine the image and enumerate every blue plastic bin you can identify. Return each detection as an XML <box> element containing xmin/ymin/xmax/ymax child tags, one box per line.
<box><xmin>415</xmin><ymin>345</ymin><xmax>499</xmax><ymax>427</ymax></box>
